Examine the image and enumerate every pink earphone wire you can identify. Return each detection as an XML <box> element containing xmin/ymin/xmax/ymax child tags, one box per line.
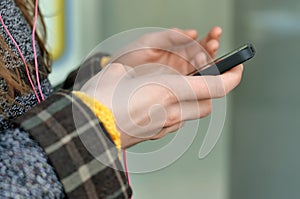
<box><xmin>32</xmin><ymin>0</ymin><xmax>44</xmax><ymax>101</ymax></box>
<box><xmin>122</xmin><ymin>149</ymin><xmax>132</xmax><ymax>199</ymax></box>
<box><xmin>0</xmin><ymin>13</ymin><xmax>41</xmax><ymax>103</ymax></box>
<box><xmin>0</xmin><ymin>0</ymin><xmax>44</xmax><ymax>103</ymax></box>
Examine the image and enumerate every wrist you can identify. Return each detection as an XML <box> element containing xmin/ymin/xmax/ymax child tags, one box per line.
<box><xmin>72</xmin><ymin>91</ymin><xmax>121</xmax><ymax>151</ymax></box>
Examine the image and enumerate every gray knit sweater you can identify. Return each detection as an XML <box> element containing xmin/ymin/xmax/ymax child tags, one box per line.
<box><xmin>0</xmin><ymin>0</ymin><xmax>64</xmax><ymax>198</ymax></box>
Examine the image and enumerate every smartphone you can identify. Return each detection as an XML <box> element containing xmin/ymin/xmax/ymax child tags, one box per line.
<box><xmin>189</xmin><ymin>43</ymin><xmax>256</xmax><ymax>76</ymax></box>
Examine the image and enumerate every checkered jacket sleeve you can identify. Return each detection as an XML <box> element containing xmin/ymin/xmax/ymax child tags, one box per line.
<box><xmin>13</xmin><ymin>90</ymin><xmax>132</xmax><ymax>199</ymax></box>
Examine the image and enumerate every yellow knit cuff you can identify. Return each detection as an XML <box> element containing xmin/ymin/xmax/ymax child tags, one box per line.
<box><xmin>100</xmin><ymin>56</ymin><xmax>110</xmax><ymax>68</ymax></box>
<box><xmin>73</xmin><ymin>91</ymin><xmax>121</xmax><ymax>151</ymax></box>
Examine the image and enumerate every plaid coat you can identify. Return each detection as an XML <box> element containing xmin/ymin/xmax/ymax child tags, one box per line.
<box><xmin>0</xmin><ymin>52</ymin><xmax>132</xmax><ymax>198</ymax></box>
<box><xmin>12</xmin><ymin>89</ymin><xmax>132</xmax><ymax>198</ymax></box>
<box><xmin>0</xmin><ymin>0</ymin><xmax>132</xmax><ymax>196</ymax></box>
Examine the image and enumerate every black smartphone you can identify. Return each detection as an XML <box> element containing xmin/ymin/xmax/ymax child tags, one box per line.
<box><xmin>189</xmin><ymin>43</ymin><xmax>256</xmax><ymax>76</ymax></box>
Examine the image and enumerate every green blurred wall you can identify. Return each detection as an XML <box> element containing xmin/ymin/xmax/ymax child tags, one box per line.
<box><xmin>230</xmin><ymin>0</ymin><xmax>300</xmax><ymax>198</ymax></box>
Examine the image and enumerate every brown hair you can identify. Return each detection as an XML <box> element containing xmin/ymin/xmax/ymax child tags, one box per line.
<box><xmin>0</xmin><ymin>0</ymin><xmax>50</xmax><ymax>98</ymax></box>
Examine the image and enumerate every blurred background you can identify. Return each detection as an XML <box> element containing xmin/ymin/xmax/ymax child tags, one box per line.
<box><xmin>43</xmin><ymin>0</ymin><xmax>300</xmax><ymax>198</ymax></box>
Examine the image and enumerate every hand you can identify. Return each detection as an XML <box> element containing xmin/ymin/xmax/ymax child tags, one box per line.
<box><xmin>81</xmin><ymin>62</ymin><xmax>243</xmax><ymax>149</ymax></box>
<box><xmin>111</xmin><ymin>26</ymin><xmax>222</xmax><ymax>75</ymax></box>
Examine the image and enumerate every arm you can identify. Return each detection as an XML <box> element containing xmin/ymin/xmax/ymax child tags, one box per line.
<box><xmin>3</xmin><ymin>90</ymin><xmax>132</xmax><ymax>198</ymax></box>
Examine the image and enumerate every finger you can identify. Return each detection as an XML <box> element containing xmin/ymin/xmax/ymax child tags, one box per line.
<box><xmin>191</xmin><ymin>52</ymin><xmax>209</xmax><ymax>71</ymax></box>
<box><xmin>149</xmin><ymin>67</ymin><xmax>242</xmax><ymax>106</ymax></box>
<box><xmin>163</xmin><ymin>99</ymin><xmax>212</xmax><ymax>127</ymax></box>
<box><xmin>174</xmin><ymin>28</ymin><xmax>198</xmax><ymax>40</ymax></box>
<box><xmin>199</xmin><ymin>26</ymin><xmax>222</xmax><ymax>57</ymax></box>
<box><xmin>209</xmin><ymin>26</ymin><xmax>222</xmax><ymax>40</ymax></box>
<box><xmin>180</xmin><ymin>40</ymin><xmax>211</xmax><ymax>66</ymax></box>
<box><xmin>205</xmin><ymin>39</ymin><xmax>220</xmax><ymax>58</ymax></box>
<box><xmin>219</xmin><ymin>64</ymin><xmax>244</xmax><ymax>94</ymax></box>
<box><xmin>140</xmin><ymin>28</ymin><xmax>198</xmax><ymax>49</ymax></box>
<box><xmin>200</xmin><ymin>26</ymin><xmax>222</xmax><ymax>46</ymax></box>
<box><xmin>182</xmin><ymin>64</ymin><xmax>243</xmax><ymax>100</ymax></box>
<box><xmin>150</xmin><ymin>122</ymin><xmax>185</xmax><ymax>140</ymax></box>
<box><xmin>177</xmin><ymin>27</ymin><xmax>222</xmax><ymax>69</ymax></box>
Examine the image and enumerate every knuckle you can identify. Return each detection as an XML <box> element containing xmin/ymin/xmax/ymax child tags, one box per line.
<box><xmin>108</xmin><ymin>63</ymin><xmax>126</xmax><ymax>74</ymax></box>
<box><xmin>151</xmin><ymin>133</ymin><xmax>163</xmax><ymax>140</ymax></box>
<box><xmin>165</xmin><ymin>114</ymin><xmax>180</xmax><ymax>127</ymax></box>
<box><xmin>200</xmin><ymin>100</ymin><xmax>212</xmax><ymax>118</ymax></box>
<box><xmin>162</xmin><ymin>89</ymin><xmax>177</xmax><ymax>105</ymax></box>
<box><xmin>212</xmin><ymin>81</ymin><xmax>226</xmax><ymax>98</ymax></box>
<box><xmin>150</xmin><ymin>130</ymin><xmax>166</xmax><ymax>140</ymax></box>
